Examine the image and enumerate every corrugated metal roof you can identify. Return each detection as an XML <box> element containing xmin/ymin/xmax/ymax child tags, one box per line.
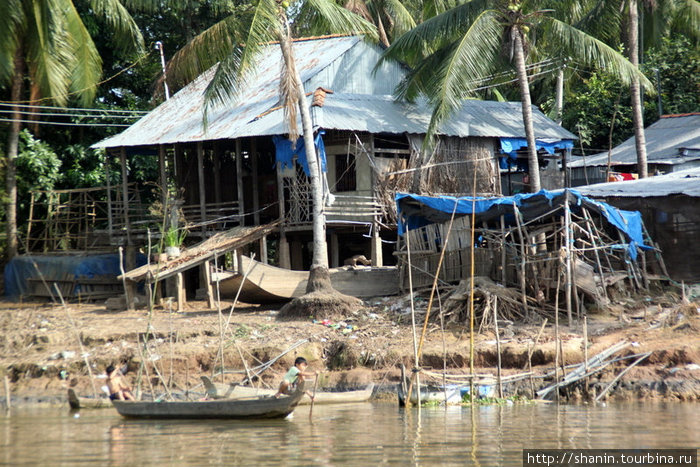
<box><xmin>569</xmin><ymin>113</ymin><xmax>700</xmax><ymax>168</ymax></box>
<box><xmin>94</xmin><ymin>35</ymin><xmax>574</xmax><ymax>149</ymax></box>
<box><xmin>575</xmin><ymin>166</ymin><xmax>700</xmax><ymax>198</ymax></box>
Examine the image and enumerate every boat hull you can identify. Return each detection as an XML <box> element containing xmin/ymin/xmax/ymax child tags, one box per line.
<box><xmin>202</xmin><ymin>378</ymin><xmax>374</xmax><ymax>405</ymax></box>
<box><xmin>112</xmin><ymin>382</ymin><xmax>305</xmax><ymax>419</ymax></box>
<box><xmin>213</xmin><ymin>256</ymin><xmax>398</xmax><ymax>303</ymax></box>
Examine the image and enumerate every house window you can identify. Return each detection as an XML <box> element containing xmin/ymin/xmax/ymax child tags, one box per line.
<box><xmin>334</xmin><ymin>153</ymin><xmax>356</xmax><ymax>192</ymax></box>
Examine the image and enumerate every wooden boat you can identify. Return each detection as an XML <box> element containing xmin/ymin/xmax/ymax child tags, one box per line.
<box><xmin>201</xmin><ymin>376</ymin><xmax>374</xmax><ymax>405</ymax></box>
<box><xmin>67</xmin><ymin>388</ymin><xmax>112</xmax><ymax>409</ymax></box>
<box><xmin>211</xmin><ymin>255</ymin><xmax>398</xmax><ymax>302</ymax></box>
<box><xmin>111</xmin><ymin>381</ymin><xmax>305</xmax><ymax>419</ymax></box>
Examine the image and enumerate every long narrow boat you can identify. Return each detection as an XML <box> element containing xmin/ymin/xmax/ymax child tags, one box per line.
<box><xmin>112</xmin><ymin>381</ymin><xmax>305</xmax><ymax>419</ymax></box>
<box><xmin>201</xmin><ymin>376</ymin><xmax>374</xmax><ymax>405</ymax></box>
<box><xmin>211</xmin><ymin>255</ymin><xmax>398</xmax><ymax>302</ymax></box>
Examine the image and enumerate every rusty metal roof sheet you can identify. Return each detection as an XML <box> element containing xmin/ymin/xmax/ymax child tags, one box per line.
<box><xmin>94</xmin><ymin>35</ymin><xmax>574</xmax><ymax>148</ymax></box>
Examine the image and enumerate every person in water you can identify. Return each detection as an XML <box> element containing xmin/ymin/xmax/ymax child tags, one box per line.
<box><xmin>274</xmin><ymin>357</ymin><xmax>317</xmax><ymax>399</ymax></box>
<box><xmin>106</xmin><ymin>364</ymin><xmax>135</xmax><ymax>401</ymax></box>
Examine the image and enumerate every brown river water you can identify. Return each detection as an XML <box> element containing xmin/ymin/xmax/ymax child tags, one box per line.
<box><xmin>1</xmin><ymin>402</ymin><xmax>698</xmax><ymax>466</ymax></box>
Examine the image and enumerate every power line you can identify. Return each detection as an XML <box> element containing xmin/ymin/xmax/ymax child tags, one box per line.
<box><xmin>0</xmin><ymin>118</ymin><xmax>130</xmax><ymax>128</ymax></box>
<box><xmin>0</xmin><ymin>109</ymin><xmax>142</xmax><ymax>120</ymax></box>
<box><xmin>0</xmin><ymin>102</ymin><xmax>148</xmax><ymax>114</ymax></box>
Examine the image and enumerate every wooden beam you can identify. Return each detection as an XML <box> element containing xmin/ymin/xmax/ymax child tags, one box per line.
<box><xmin>105</xmin><ymin>152</ymin><xmax>113</xmax><ymax>241</ymax></box>
<box><xmin>176</xmin><ymin>272</ymin><xmax>186</xmax><ymax>312</ymax></box>
<box><xmin>203</xmin><ymin>260</ymin><xmax>215</xmax><ymax>309</ymax></box>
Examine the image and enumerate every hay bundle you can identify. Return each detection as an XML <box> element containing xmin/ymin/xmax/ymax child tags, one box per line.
<box><xmin>442</xmin><ymin>276</ymin><xmax>525</xmax><ymax>325</ymax></box>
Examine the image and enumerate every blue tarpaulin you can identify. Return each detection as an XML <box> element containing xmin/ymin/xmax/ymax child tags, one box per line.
<box><xmin>4</xmin><ymin>253</ymin><xmax>147</xmax><ymax>298</ymax></box>
<box><xmin>272</xmin><ymin>130</ymin><xmax>327</xmax><ymax>176</ymax></box>
<box><xmin>499</xmin><ymin>137</ymin><xmax>574</xmax><ymax>170</ymax></box>
<box><xmin>396</xmin><ymin>189</ymin><xmax>649</xmax><ymax>260</ymax></box>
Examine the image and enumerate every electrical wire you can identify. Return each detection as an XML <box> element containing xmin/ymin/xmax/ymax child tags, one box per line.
<box><xmin>0</xmin><ymin>118</ymin><xmax>130</xmax><ymax>128</ymax></box>
<box><xmin>0</xmin><ymin>102</ymin><xmax>148</xmax><ymax>114</ymax></box>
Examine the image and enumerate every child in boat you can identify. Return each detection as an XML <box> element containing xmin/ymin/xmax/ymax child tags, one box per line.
<box><xmin>106</xmin><ymin>364</ymin><xmax>136</xmax><ymax>401</ymax></box>
<box><xmin>274</xmin><ymin>357</ymin><xmax>317</xmax><ymax>399</ymax></box>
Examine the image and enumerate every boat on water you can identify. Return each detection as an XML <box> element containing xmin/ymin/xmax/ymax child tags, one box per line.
<box><xmin>111</xmin><ymin>380</ymin><xmax>305</xmax><ymax>419</ymax></box>
<box><xmin>67</xmin><ymin>388</ymin><xmax>112</xmax><ymax>409</ymax></box>
<box><xmin>201</xmin><ymin>376</ymin><xmax>374</xmax><ymax>405</ymax></box>
<box><xmin>211</xmin><ymin>255</ymin><xmax>398</xmax><ymax>302</ymax></box>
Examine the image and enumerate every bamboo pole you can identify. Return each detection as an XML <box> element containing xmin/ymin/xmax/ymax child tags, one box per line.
<box><xmin>500</xmin><ymin>215</ymin><xmax>507</xmax><ymax>284</ymax></box>
<box><xmin>468</xmin><ymin>171</ymin><xmax>477</xmax><ymax>401</ymax></box>
<box><xmin>494</xmin><ymin>295</ymin><xmax>503</xmax><ymax>398</ymax></box>
<box><xmin>4</xmin><ymin>376</ymin><xmax>11</xmax><ymax>411</ymax></box>
<box><xmin>582</xmin><ymin>208</ymin><xmax>609</xmax><ymax>303</ymax></box>
<box><xmin>512</xmin><ymin>203</ymin><xmax>529</xmax><ymax>318</ymax></box>
<box><xmin>564</xmin><ymin>199</ymin><xmax>573</xmax><ymax>327</ymax></box>
<box><xmin>554</xmin><ymin>268</ymin><xmax>561</xmax><ymax>403</ymax></box>
<box><xmin>404</xmin><ymin>222</ymin><xmax>421</xmax><ymax>407</ymax></box>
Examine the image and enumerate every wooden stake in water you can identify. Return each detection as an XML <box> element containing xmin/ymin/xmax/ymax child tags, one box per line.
<box><xmin>494</xmin><ymin>295</ymin><xmax>503</xmax><ymax>398</ymax></box>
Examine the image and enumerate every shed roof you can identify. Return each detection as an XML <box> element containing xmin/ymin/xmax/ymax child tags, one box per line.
<box><xmin>94</xmin><ymin>36</ymin><xmax>574</xmax><ymax>149</ymax></box>
<box><xmin>575</xmin><ymin>166</ymin><xmax>700</xmax><ymax>198</ymax></box>
<box><xmin>569</xmin><ymin>113</ymin><xmax>700</xmax><ymax>168</ymax></box>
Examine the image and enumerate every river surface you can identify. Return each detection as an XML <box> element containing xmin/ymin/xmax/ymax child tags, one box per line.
<box><xmin>1</xmin><ymin>402</ymin><xmax>698</xmax><ymax>466</ymax></box>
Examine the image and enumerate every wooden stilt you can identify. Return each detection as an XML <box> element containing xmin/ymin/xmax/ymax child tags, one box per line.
<box><xmin>494</xmin><ymin>295</ymin><xmax>503</xmax><ymax>398</ymax></box>
<box><xmin>176</xmin><ymin>272</ymin><xmax>186</xmax><ymax>312</ymax></box>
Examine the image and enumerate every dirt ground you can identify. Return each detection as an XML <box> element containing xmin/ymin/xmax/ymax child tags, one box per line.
<box><xmin>1</xmin><ymin>283</ymin><xmax>699</xmax><ymax>407</ymax></box>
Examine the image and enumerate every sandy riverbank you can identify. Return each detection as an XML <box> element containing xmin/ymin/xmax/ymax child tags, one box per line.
<box><xmin>1</xmin><ymin>285</ymin><xmax>698</xmax><ymax>408</ymax></box>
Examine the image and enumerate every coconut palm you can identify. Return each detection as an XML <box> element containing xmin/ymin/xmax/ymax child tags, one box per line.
<box><xmin>379</xmin><ymin>0</ymin><xmax>653</xmax><ymax>192</ymax></box>
<box><xmin>0</xmin><ymin>0</ymin><xmax>146</xmax><ymax>260</ymax></box>
<box><xmin>166</xmin><ymin>0</ymin><xmax>376</xmax><ymax>301</ymax></box>
<box><xmin>343</xmin><ymin>0</ymin><xmax>417</xmax><ymax>46</ymax></box>
<box><xmin>576</xmin><ymin>0</ymin><xmax>699</xmax><ymax>178</ymax></box>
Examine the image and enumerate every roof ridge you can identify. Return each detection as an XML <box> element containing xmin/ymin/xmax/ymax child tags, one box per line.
<box><xmin>660</xmin><ymin>112</ymin><xmax>700</xmax><ymax>118</ymax></box>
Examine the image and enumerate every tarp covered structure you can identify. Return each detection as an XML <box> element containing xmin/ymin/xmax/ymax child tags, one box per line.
<box><xmin>396</xmin><ymin>189</ymin><xmax>649</xmax><ymax>260</ymax></box>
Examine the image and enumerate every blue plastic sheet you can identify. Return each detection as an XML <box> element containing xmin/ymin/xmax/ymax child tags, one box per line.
<box><xmin>396</xmin><ymin>189</ymin><xmax>649</xmax><ymax>261</ymax></box>
<box><xmin>4</xmin><ymin>253</ymin><xmax>147</xmax><ymax>298</ymax></box>
<box><xmin>272</xmin><ymin>130</ymin><xmax>327</xmax><ymax>176</ymax></box>
<box><xmin>499</xmin><ymin>138</ymin><xmax>574</xmax><ymax>170</ymax></box>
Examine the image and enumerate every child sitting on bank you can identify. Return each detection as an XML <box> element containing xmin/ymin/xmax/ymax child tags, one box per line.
<box><xmin>106</xmin><ymin>364</ymin><xmax>136</xmax><ymax>401</ymax></box>
<box><xmin>274</xmin><ymin>357</ymin><xmax>317</xmax><ymax>399</ymax></box>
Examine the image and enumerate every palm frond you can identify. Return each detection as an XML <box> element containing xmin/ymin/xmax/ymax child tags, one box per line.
<box><xmin>88</xmin><ymin>0</ymin><xmax>144</xmax><ymax>54</ymax></box>
<box><xmin>546</xmin><ymin>16</ymin><xmax>654</xmax><ymax>91</ymax></box>
<box><xmin>0</xmin><ymin>0</ymin><xmax>24</xmax><ymax>86</ymax></box>
<box><xmin>572</xmin><ymin>0</ymin><xmax>623</xmax><ymax>44</ymax></box>
<box><xmin>422</xmin><ymin>10</ymin><xmax>503</xmax><ymax>137</ymax></box>
<box><xmin>296</xmin><ymin>0</ymin><xmax>378</xmax><ymax>39</ymax></box>
<box><xmin>379</xmin><ymin>0</ymin><xmax>491</xmax><ymax>67</ymax></box>
<box><xmin>25</xmin><ymin>0</ymin><xmax>73</xmax><ymax>106</ymax></box>
<box><xmin>203</xmin><ymin>0</ymin><xmax>280</xmax><ymax>117</ymax></box>
<box><xmin>63</xmin><ymin>1</ymin><xmax>102</xmax><ymax>106</ymax></box>
<box><xmin>167</xmin><ymin>14</ymin><xmax>248</xmax><ymax>89</ymax></box>
<box><xmin>379</xmin><ymin>0</ymin><xmax>417</xmax><ymax>37</ymax></box>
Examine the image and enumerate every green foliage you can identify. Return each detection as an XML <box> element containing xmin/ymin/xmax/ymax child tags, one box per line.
<box><xmin>16</xmin><ymin>129</ymin><xmax>62</xmax><ymax>206</ymax></box>
<box><xmin>162</xmin><ymin>226</ymin><xmax>187</xmax><ymax>247</ymax></box>
<box><xmin>642</xmin><ymin>35</ymin><xmax>700</xmax><ymax>116</ymax></box>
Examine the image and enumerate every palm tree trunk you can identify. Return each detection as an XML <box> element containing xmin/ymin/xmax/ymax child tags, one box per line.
<box><xmin>628</xmin><ymin>0</ymin><xmax>648</xmax><ymax>178</ymax></box>
<box><xmin>513</xmin><ymin>30</ymin><xmax>541</xmax><ymax>192</ymax></box>
<box><xmin>5</xmin><ymin>51</ymin><xmax>24</xmax><ymax>261</ymax></box>
<box><xmin>278</xmin><ymin>32</ymin><xmax>333</xmax><ymax>293</ymax></box>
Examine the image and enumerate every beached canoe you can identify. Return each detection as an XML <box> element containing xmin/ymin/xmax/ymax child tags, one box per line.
<box><xmin>211</xmin><ymin>255</ymin><xmax>398</xmax><ymax>303</ymax></box>
<box><xmin>67</xmin><ymin>388</ymin><xmax>112</xmax><ymax>409</ymax></box>
<box><xmin>201</xmin><ymin>376</ymin><xmax>374</xmax><ymax>405</ymax></box>
<box><xmin>111</xmin><ymin>381</ymin><xmax>305</xmax><ymax>419</ymax></box>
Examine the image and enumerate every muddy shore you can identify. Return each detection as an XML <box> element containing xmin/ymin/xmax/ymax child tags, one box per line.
<box><xmin>1</xmin><ymin>288</ymin><xmax>699</xmax><ymax>408</ymax></box>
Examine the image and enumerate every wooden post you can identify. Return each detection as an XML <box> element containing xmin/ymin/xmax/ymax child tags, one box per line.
<box><xmin>213</xmin><ymin>142</ymin><xmax>222</xmax><ymax>206</ymax></box>
<box><xmin>105</xmin><ymin>152</ymin><xmax>113</xmax><ymax>242</ymax></box>
<box><xmin>197</xmin><ymin>141</ymin><xmax>207</xmax><ymax>236</ymax></box>
<box><xmin>176</xmin><ymin>272</ymin><xmax>186</xmax><ymax>312</ymax></box>
<box><xmin>259</xmin><ymin>236</ymin><xmax>268</xmax><ymax>264</ymax></box>
<box><xmin>278</xmin><ymin>233</ymin><xmax>290</xmax><ymax>269</ymax></box>
<box><xmin>564</xmin><ymin>198</ymin><xmax>573</xmax><ymax>327</ymax></box>
<box><xmin>493</xmin><ymin>295</ymin><xmax>503</xmax><ymax>398</ymax></box>
<box><xmin>203</xmin><ymin>260</ymin><xmax>215</xmax><ymax>309</ymax></box>
<box><xmin>159</xmin><ymin>145</ymin><xmax>168</xmax><ymax>207</ymax></box>
<box><xmin>251</xmin><ymin>138</ymin><xmax>260</xmax><ymax>226</ymax></box>
<box><xmin>119</xmin><ymin>148</ymin><xmax>131</xmax><ymax>246</ymax></box>
<box><xmin>330</xmin><ymin>231</ymin><xmax>339</xmax><ymax>268</ymax></box>
<box><xmin>236</xmin><ymin>139</ymin><xmax>245</xmax><ymax>225</ymax></box>
<box><xmin>371</xmin><ymin>224</ymin><xmax>383</xmax><ymax>267</ymax></box>
<box><xmin>500</xmin><ymin>215</ymin><xmax>506</xmax><ymax>284</ymax></box>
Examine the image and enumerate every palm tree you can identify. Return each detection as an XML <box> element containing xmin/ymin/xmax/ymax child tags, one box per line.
<box><xmin>578</xmin><ymin>0</ymin><xmax>699</xmax><ymax>177</ymax></box>
<box><xmin>343</xmin><ymin>0</ymin><xmax>416</xmax><ymax>46</ymax></box>
<box><xmin>379</xmin><ymin>0</ymin><xmax>653</xmax><ymax>192</ymax></box>
<box><xmin>166</xmin><ymin>0</ymin><xmax>376</xmax><ymax>299</ymax></box>
<box><xmin>0</xmin><ymin>0</ymin><xmax>145</xmax><ymax>260</ymax></box>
